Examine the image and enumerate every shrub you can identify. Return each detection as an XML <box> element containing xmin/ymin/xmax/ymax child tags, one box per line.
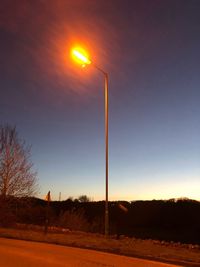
<box><xmin>58</xmin><ymin>208</ymin><xmax>89</xmax><ymax>231</ymax></box>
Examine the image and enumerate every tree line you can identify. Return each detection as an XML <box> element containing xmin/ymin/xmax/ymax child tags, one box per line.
<box><xmin>1</xmin><ymin>196</ymin><xmax>200</xmax><ymax>244</ymax></box>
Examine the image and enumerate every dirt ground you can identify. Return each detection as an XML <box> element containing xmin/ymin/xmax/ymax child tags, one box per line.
<box><xmin>0</xmin><ymin>226</ymin><xmax>199</xmax><ymax>267</ymax></box>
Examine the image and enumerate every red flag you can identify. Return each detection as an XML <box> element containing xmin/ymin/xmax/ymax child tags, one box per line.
<box><xmin>45</xmin><ymin>191</ymin><xmax>51</xmax><ymax>202</ymax></box>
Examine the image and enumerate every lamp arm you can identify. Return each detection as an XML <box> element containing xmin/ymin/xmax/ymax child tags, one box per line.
<box><xmin>93</xmin><ymin>64</ymin><xmax>108</xmax><ymax>76</ymax></box>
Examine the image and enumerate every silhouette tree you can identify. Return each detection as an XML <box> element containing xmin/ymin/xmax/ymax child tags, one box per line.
<box><xmin>78</xmin><ymin>195</ymin><xmax>90</xmax><ymax>202</ymax></box>
<box><xmin>0</xmin><ymin>125</ymin><xmax>37</xmax><ymax>199</ymax></box>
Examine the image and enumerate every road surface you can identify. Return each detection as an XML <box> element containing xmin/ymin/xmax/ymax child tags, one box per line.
<box><xmin>0</xmin><ymin>237</ymin><xmax>182</xmax><ymax>267</ymax></box>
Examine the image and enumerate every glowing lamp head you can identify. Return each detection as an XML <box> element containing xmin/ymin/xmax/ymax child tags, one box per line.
<box><xmin>71</xmin><ymin>47</ymin><xmax>91</xmax><ymax>67</ymax></box>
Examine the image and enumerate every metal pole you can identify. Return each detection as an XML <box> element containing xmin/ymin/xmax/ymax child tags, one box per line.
<box><xmin>93</xmin><ymin>64</ymin><xmax>109</xmax><ymax>236</ymax></box>
<box><xmin>104</xmin><ymin>73</ymin><xmax>109</xmax><ymax>236</ymax></box>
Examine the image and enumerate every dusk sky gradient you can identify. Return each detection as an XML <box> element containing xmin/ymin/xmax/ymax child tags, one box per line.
<box><xmin>0</xmin><ymin>0</ymin><xmax>200</xmax><ymax>201</ymax></box>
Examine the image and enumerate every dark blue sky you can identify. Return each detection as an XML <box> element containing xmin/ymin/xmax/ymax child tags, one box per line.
<box><xmin>0</xmin><ymin>0</ymin><xmax>200</xmax><ymax>200</ymax></box>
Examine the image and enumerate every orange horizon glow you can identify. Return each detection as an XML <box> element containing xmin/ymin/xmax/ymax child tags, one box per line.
<box><xmin>71</xmin><ymin>47</ymin><xmax>91</xmax><ymax>67</ymax></box>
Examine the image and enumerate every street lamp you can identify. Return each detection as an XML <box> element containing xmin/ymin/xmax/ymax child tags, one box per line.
<box><xmin>71</xmin><ymin>47</ymin><xmax>109</xmax><ymax>236</ymax></box>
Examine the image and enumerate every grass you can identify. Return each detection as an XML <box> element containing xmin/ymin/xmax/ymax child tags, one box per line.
<box><xmin>0</xmin><ymin>226</ymin><xmax>200</xmax><ymax>267</ymax></box>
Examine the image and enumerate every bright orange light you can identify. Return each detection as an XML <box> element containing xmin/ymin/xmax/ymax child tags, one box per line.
<box><xmin>71</xmin><ymin>47</ymin><xmax>91</xmax><ymax>67</ymax></box>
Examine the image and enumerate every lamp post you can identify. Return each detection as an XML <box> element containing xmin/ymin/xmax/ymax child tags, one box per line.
<box><xmin>71</xmin><ymin>48</ymin><xmax>109</xmax><ymax>236</ymax></box>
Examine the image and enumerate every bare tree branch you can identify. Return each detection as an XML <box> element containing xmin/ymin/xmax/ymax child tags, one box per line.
<box><xmin>0</xmin><ymin>125</ymin><xmax>38</xmax><ymax>199</ymax></box>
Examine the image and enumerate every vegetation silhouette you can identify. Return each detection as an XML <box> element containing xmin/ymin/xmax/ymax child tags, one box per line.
<box><xmin>0</xmin><ymin>125</ymin><xmax>38</xmax><ymax>198</ymax></box>
<box><xmin>1</xmin><ymin>197</ymin><xmax>200</xmax><ymax>244</ymax></box>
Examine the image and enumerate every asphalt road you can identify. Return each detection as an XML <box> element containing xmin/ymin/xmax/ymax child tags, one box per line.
<box><xmin>0</xmin><ymin>237</ymin><xmax>182</xmax><ymax>267</ymax></box>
